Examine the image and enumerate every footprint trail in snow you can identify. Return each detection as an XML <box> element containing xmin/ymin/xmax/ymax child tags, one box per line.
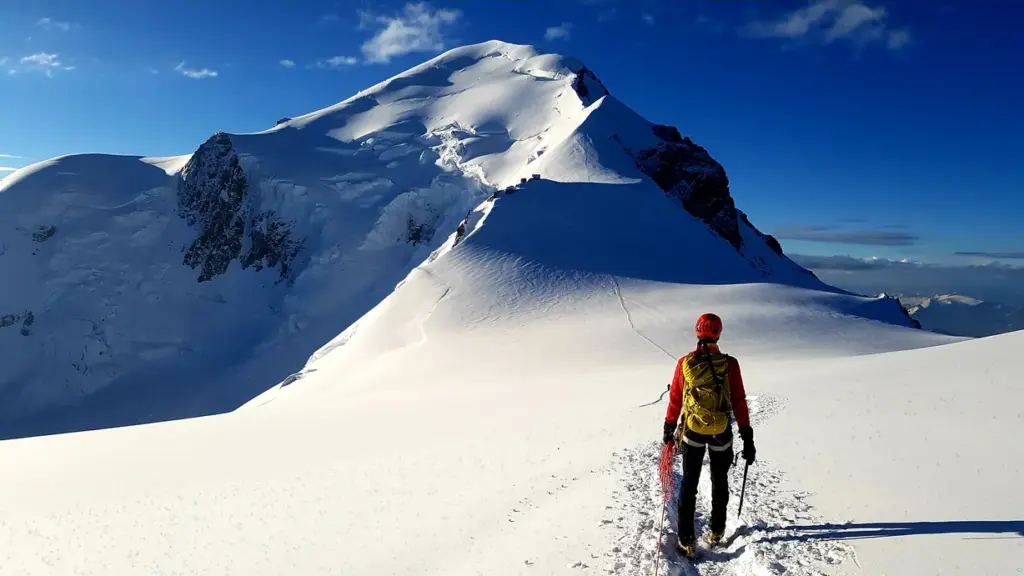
<box><xmin>606</xmin><ymin>394</ymin><xmax>853</xmax><ymax>575</ymax></box>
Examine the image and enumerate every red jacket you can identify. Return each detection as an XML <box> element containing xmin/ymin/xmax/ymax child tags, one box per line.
<box><xmin>665</xmin><ymin>344</ymin><xmax>750</xmax><ymax>429</ymax></box>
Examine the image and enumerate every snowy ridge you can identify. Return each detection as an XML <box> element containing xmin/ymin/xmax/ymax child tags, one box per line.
<box><xmin>0</xmin><ymin>40</ymin><xmax>870</xmax><ymax>436</ymax></box>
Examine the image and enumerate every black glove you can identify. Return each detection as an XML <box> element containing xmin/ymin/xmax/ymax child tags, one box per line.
<box><xmin>663</xmin><ymin>421</ymin><xmax>677</xmax><ymax>445</ymax></box>
<box><xmin>739</xmin><ymin>426</ymin><xmax>756</xmax><ymax>464</ymax></box>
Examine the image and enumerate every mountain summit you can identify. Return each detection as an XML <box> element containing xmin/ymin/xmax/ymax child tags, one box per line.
<box><xmin>0</xmin><ymin>41</ymin><xmax>915</xmax><ymax>436</ymax></box>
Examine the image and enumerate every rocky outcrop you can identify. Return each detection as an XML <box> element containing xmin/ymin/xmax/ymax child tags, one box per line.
<box><xmin>406</xmin><ymin>216</ymin><xmax>435</xmax><ymax>245</ymax></box>
<box><xmin>31</xmin><ymin>225</ymin><xmax>56</xmax><ymax>243</ymax></box>
<box><xmin>1</xmin><ymin>310</ymin><xmax>34</xmax><ymax>336</ymax></box>
<box><xmin>651</xmin><ymin>124</ymin><xmax>684</xmax><ymax>144</ymax></box>
<box><xmin>739</xmin><ymin>211</ymin><xmax>784</xmax><ymax>256</ymax></box>
<box><xmin>880</xmin><ymin>293</ymin><xmax>923</xmax><ymax>330</ymax></box>
<box><xmin>633</xmin><ymin>131</ymin><xmax>742</xmax><ymax>250</ymax></box>
<box><xmin>178</xmin><ymin>132</ymin><xmax>302</xmax><ymax>283</ymax></box>
<box><xmin>571</xmin><ymin>65</ymin><xmax>609</xmax><ymax>106</ymax></box>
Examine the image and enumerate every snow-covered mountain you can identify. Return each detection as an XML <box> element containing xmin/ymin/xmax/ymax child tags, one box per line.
<box><xmin>0</xmin><ymin>41</ymin><xmax>918</xmax><ymax>437</ymax></box>
<box><xmin>900</xmin><ymin>294</ymin><xmax>1024</xmax><ymax>337</ymax></box>
<box><xmin>1</xmin><ymin>40</ymin><xmax>1020</xmax><ymax>576</ymax></box>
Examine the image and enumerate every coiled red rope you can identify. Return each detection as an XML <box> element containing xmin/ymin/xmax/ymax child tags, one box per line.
<box><xmin>654</xmin><ymin>442</ymin><xmax>676</xmax><ymax>576</ymax></box>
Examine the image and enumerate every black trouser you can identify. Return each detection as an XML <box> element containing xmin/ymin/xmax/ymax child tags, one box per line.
<box><xmin>677</xmin><ymin>427</ymin><xmax>733</xmax><ymax>542</ymax></box>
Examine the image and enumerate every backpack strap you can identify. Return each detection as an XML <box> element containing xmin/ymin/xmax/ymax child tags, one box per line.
<box><xmin>699</xmin><ymin>342</ymin><xmax>731</xmax><ymax>414</ymax></box>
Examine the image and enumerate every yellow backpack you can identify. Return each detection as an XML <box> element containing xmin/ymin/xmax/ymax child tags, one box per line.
<box><xmin>681</xmin><ymin>346</ymin><xmax>732</xmax><ymax>436</ymax></box>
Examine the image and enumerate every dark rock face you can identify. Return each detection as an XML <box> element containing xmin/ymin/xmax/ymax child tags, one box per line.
<box><xmin>739</xmin><ymin>211</ymin><xmax>784</xmax><ymax>257</ymax></box>
<box><xmin>275</xmin><ymin>117</ymin><xmax>292</xmax><ymax>126</ymax></box>
<box><xmin>899</xmin><ymin>302</ymin><xmax>923</xmax><ymax>329</ymax></box>
<box><xmin>178</xmin><ymin>132</ymin><xmax>302</xmax><ymax>283</ymax></box>
<box><xmin>651</xmin><ymin>124</ymin><xmax>684</xmax><ymax>144</ymax></box>
<box><xmin>880</xmin><ymin>293</ymin><xmax>923</xmax><ymax>330</ymax></box>
<box><xmin>571</xmin><ymin>65</ymin><xmax>609</xmax><ymax>106</ymax></box>
<box><xmin>634</xmin><ymin>134</ymin><xmax>742</xmax><ymax>250</ymax></box>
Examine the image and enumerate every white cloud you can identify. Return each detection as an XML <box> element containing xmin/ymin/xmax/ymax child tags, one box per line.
<box><xmin>360</xmin><ymin>2</ymin><xmax>462</xmax><ymax>64</ymax></box>
<box><xmin>148</xmin><ymin>67</ymin><xmax>159</xmax><ymax>75</ymax></box>
<box><xmin>36</xmin><ymin>17</ymin><xmax>73</xmax><ymax>32</ymax></box>
<box><xmin>313</xmin><ymin>56</ymin><xmax>359</xmax><ymax>69</ymax></box>
<box><xmin>544</xmin><ymin>22</ymin><xmax>572</xmax><ymax>41</ymax></box>
<box><xmin>0</xmin><ymin>154</ymin><xmax>21</xmax><ymax>159</ymax></box>
<box><xmin>175</xmin><ymin>62</ymin><xmax>218</xmax><ymax>79</ymax></box>
<box><xmin>642</xmin><ymin>13</ymin><xmax>656</xmax><ymax>25</ymax></box>
<box><xmin>280</xmin><ymin>59</ymin><xmax>296</xmax><ymax>68</ymax></box>
<box><xmin>825</xmin><ymin>3</ymin><xmax>886</xmax><ymax>42</ymax></box>
<box><xmin>18</xmin><ymin>52</ymin><xmax>72</xmax><ymax>77</ymax></box>
<box><xmin>741</xmin><ymin>0</ymin><xmax>911</xmax><ymax>50</ymax></box>
<box><xmin>21</xmin><ymin>52</ymin><xmax>61</xmax><ymax>67</ymax></box>
<box><xmin>0</xmin><ymin>57</ymin><xmax>7</xmax><ymax>66</ymax></box>
<box><xmin>0</xmin><ymin>167</ymin><xmax>17</xmax><ymax>172</ymax></box>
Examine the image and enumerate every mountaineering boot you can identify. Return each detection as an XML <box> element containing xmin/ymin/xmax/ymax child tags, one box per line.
<box><xmin>677</xmin><ymin>535</ymin><xmax>696</xmax><ymax>559</ymax></box>
<box><xmin>706</xmin><ymin>531</ymin><xmax>723</xmax><ymax>547</ymax></box>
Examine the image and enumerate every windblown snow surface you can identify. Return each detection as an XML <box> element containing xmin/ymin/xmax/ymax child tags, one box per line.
<box><xmin>1</xmin><ymin>41</ymin><xmax>1021</xmax><ymax>575</ymax></box>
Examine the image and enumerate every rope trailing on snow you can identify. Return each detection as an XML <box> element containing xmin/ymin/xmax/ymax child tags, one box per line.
<box><xmin>637</xmin><ymin>384</ymin><xmax>670</xmax><ymax>408</ymax></box>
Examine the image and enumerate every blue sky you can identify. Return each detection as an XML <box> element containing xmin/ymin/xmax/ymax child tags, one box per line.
<box><xmin>1</xmin><ymin>0</ymin><xmax>1021</xmax><ymax>265</ymax></box>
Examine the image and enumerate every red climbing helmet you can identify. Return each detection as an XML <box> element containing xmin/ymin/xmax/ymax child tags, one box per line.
<box><xmin>695</xmin><ymin>313</ymin><xmax>723</xmax><ymax>341</ymax></box>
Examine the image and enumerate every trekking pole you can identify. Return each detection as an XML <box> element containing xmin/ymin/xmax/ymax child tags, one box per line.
<box><xmin>653</xmin><ymin>496</ymin><xmax>668</xmax><ymax>576</ymax></box>
<box><xmin>737</xmin><ymin>461</ymin><xmax>750</xmax><ymax>517</ymax></box>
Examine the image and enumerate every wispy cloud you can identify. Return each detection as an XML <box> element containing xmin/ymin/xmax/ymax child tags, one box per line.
<box><xmin>36</xmin><ymin>17</ymin><xmax>74</xmax><ymax>32</ymax></box>
<box><xmin>18</xmin><ymin>52</ymin><xmax>72</xmax><ymax>77</ymax></box>
<box><xmin>790</xmin><ymin>254</ymin><xmax>1024</xmax><ymax>305</ymax></box>
<box><xmin>741</xmin><ymin>0</ymin><xmax>911</xmax><ymax>51</ymax></box>
<box><xmin>279</xmin><ymin>59</ymin><xmax>296</xmax><ymax>68</ymax></box>
<box><xmin>954</xmin><ymin>251</ymin><xmax>1024</xmax><ymax>260</ymax></box>
<box><xmin>174</xmin><ymin>62</ymin><xmax>218</xmax><ymax>79</ymax></box>
<box><xmin>544</xmin><ymin>22</ymin><xmax>572</xmax><ymax>41</ymax></box>
<box><xmin>0</xmin><ymin>154</ymin><xmax>21</xmax><ymax>159</ymax></box>
<box><xmin>775</xmin><ymin>224</ymin><xmax>919</xmax><ymax>246</ymax></box>
<box><xmin>312</xmin><ymin>56</ymin><xmax>359</xmax><ymax>69</ymax></box>
<box><xmin>642</xmin><ymin>13</ymin><xmax>656</xmax><ymax>25</ymax></box>
<box><xmin>790</xmin><ymin>254</ymin><xmax>916</xmax><ymax>271</ymax></box>
<box><xmin>596</xmin><ymin>9</ymin><xmax>617</xmax><ymax>23</ymax></box>
<box><xmin>359</xmin><ymin>2</ymin><xmax>462</xmax><ymax>64</ymax></box>
<box><xmin>0</xmin><ymin>167</ymin><xmax>18</xmax><ymax>172</ymax></box>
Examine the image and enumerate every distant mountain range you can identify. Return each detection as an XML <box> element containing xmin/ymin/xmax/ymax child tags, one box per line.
<box><xmin>900</xmin><ymin>294</ymin><xmax>1024</xmax><ymax>338</ymax></box>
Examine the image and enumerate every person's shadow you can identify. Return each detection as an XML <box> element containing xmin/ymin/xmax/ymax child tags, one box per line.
<box><xmin>755</xmin><ymin>520</ymin><xmax>1024</xmax><ymax>543</ymax></box>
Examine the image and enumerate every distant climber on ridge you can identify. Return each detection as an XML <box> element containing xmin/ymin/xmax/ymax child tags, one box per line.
<box><xmin>662</xmin><ymin>313</ymin><xmax>755</xmax><ymax>558</ymax></box>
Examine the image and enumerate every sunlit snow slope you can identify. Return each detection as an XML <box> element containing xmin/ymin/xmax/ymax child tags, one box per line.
<box><xmin>0</xmin><ymin>212</ymin><xmax>1013</xmax><ymax>575</ymax></box>
<box><xmin>1</xmin><ymin>40</ymin><xmax>1018</xmax><ymax>576</ymax></box>
<box><xmin>0</xmin><ymin>41</ymin><xmax>914</xmax><ymax>438</ymax></box>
